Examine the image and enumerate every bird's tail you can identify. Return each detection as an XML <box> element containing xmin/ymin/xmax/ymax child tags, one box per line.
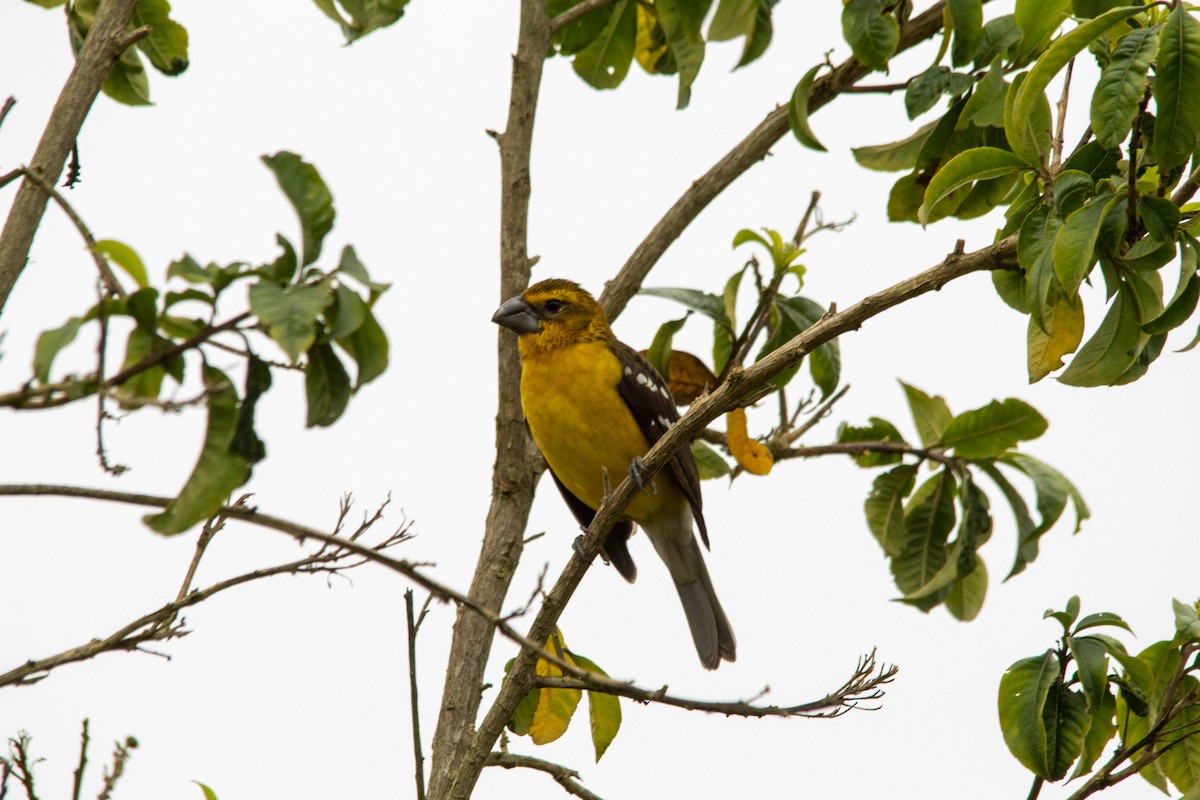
<box><xmin>645</xmin><ymin>514</ymin><xmax>736</xmax><ymax>670</ymax></box>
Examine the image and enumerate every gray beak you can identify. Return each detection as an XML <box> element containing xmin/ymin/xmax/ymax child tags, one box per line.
<box><xmin>492</xmin><ymin>296</ymin><xmax>541</xmax><ymax>334</ymax></box>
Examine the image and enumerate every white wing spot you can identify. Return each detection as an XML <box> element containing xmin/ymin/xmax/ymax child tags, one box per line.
<box><xmin>624</xmin><ymin>366</ymin><xmax>633</xmax><ymax>376</ymax></box>
<box><xmin>658</xmin><ymin>415</ymin><xmax>672</xmax><ymax>430</ymax></box>
<box><xmin>636</xmin><ymin>373</ymin><xmax>651</xmax><ymax>387</ymax></box>
<box><xmin>659</xmin><ymin>385</ymin><xmax>671</xmax><ymax>399</ymax></box>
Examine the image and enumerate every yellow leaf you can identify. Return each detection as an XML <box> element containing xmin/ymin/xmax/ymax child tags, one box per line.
<box><xmin>634</xmin><ymin>4</ymin><xmax>668</xmax><ymax>74</ymax></box>
<box><xmin>1028</xmin><ymin>292</ymin><xmax>1085</xmax><ymax>383</ymax></box>
<box><xmin>726</xmin><ymin>406</ymin><xmax>773</xmax><ymax>475</ymax></box>
<box><xmin>528</xmin><ymin>631</ymin><xmax>583</xmax><ymax>745</ymax></box>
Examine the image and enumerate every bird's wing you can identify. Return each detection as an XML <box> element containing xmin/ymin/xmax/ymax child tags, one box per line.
<box><xmin>547</xmin><ymin>467</ymin><xmax>638</xmax><ymax>582</ymax></box>
<box><xmin>609</xmin><ymin>340</ymin><xmax>709</xmax><ymax>549</ymax></box>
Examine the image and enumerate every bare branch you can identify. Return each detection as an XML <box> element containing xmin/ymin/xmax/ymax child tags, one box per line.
<box><xmin>0</xmin><ymin>0</ymin><xmax>142</xmax><ymax>316</ymax></box>
<box><xmin>406</xmin><ymin>590</ymin><xmax>428</xmax><ymax>800</ymax></box>
<box><xmin>537</xmin><ymin>648</ymin><xmax>897</xmax><ymax>719</ymax></box>
<box><xmin>95</xmin><ymin>736</ymin><xmax>135</xmax><ymax>800</ymax></box>
<box><xmin>486</xmin><ymin>752</ymin><xmax>605</xmax><ymax>800</ymax></box>
<box><xmin>5</xmin><ymin>734</ymin><xmax>40</xmax><ymax>800</ymax></box>
<box><xmin>70</xmin><ymin>720</ymin><xmax>89</xmax><ymax>800</ymax></box>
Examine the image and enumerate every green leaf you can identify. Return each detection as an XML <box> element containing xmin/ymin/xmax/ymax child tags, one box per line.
<box><xmin>842</xmin><ymin>0</ymin><xmax>899</xmax><ymax>71</ymax></box>
<box><xmin>1092</xmin><ymin>27</ymin><xmax>1159</xmax><ymax>150</ymax></box>
<box><xmin>788</xmin><ymin>64</ymin><xmax>827</xmax><ymax>151</ymax></box>
<box><xmin>1143</xmin><ymin>241</ymin><xmax>1198</xmax><ymax>335</ymax></box>
<box><xmin>839</xmin><ymin>417</ymin><xmax>907</xmax><ymax>467</ymax></box>
<box><xmin>1139</xmin><ymin>196</ymin><xmax>1182</xmax><ymax>243</ymax></box>
<box><xmin>1159</xmin><ymin>683</ymin><xmax>1200</xmax><ymax>793</ymax></box>
<box><xmin>691</xmin><ymin>439</ymin><xmax>731</xmax><ymax>479</ymax></box>
<box><xmin>144</xmin><ymin>367</ymin><xmax>251</xmax><ymax>535</ymax></box>
<box><xmin>102</xmin><ymin>45</ymin><xmax>152</xmax><ymax>106</ymax></box>
<box><xmin>1075</xmin><ymin>611</ymin><xmax>1134</xmax><ymax>634</ymax></box>
<box><xmin>653</xmin><ymin>0</ymin><xmax>710</xmax><ymax>108</ymax></box>
<box><xmin>865</xmin><ymin>463</ymin><xmax>918</xmax><ymax>557</ymax></box>
<box><xmin>809</xmin><ymin>329</ymin><xmax>840</xmax><ymax>399</ymax></box>
<box><xmin>892</xmin><ymin>470</ymin><xmax>957</xmax><ymax>606</ymax></box>
<box><xmin>116</xmin><ymin>328</ymin><xmax>166</xmax><ymax>402</ymax></box>
<box><xmin>945</xmin><ymin>558</ymin><xmax>987</xmax><ymax>621</ymax></box>
<box><xmin>573</xmin><ymin>0</ymin><xmax>636</xmax><ymax>90</ymax></box>
<box><xmin>852</xmin><ymin>121</ymin><xmax>938</xmax><ymax>172</ymax></box>
<box><xmin>335</xmin><ymin>306</ymin><xmax>389</xmax><ymax>387</ymax></box>
<box><xmin>906</xmin><ymin>66</ymin><xmax>953</xmax><ymax>120</ymax></box>
<box><xmin>313</xmin><ymin>0</ymin><xmax>409</xmax><ymax>43</ymax></box>
<box><xmin>707</xmin><ymin>0</ymin><xmax>757</xmax><ymax>41</ymax></box>
<box><xmin>262</xmin><ymin>152</ymin><xmax>336</xmax><ymax>267</ymax></box>
<box><xmin>33</xmin><ymin>317</ymin><xmax>83</xmax><ymax>383</ymax></box>
<box><xmin>1070</xmin><ymin>688</ymin><xmax>1116</xmax><ymax>780</ymax></box>
<box><xmin>192</xmin><ymin>781</ymin><xmax>219</xmax><ymax>800</ymax></box>
<box><xmin>569</xmin><ymin>652</ymin><xmax>622</xmax><ymax>762</ymax></box>
<box><xmin>551</xmin><ymin>0</ymin><xmax>614</xmax><ymax>55</ymax></box>
<box><xmin>133</xmin><ymin>0</ymin><xmax>189</xmax><ymax>75</ymax></box>
<box><xmin>938</xmin><ymin>398</ymin><xmax>1048</xmax><ymax>458</ymax></box>
<box><xmin>1000</xmin><ymin>453</ymin><xmax>1088</xmax><ymax>578</ymax></box>
<box><xmin>305</xmin><ymin>342</ymin><xmax>352</xmax><ymax>428</ymax></box>
<box><xmin>1005</xmin><ymin>71</ymin><xmax>1052</xmax><ymax>167</ymax></box>
<box><xmin>1053</xmin><ymin>195</ymin><xmax>1118</xmax><ymax>299</ymax></box>
<box><xmin>919</xmin><ymin>147</ymin><xmax>1029</xmax><ymax>225</ymax></box>
<box><xmin>336</xmin><ymin>244</ymin><xmax>390</xmax><ymax>294</ymax></box>
<box><xmin>975</xmin><ymin>14</ymin><xmax>1022</xmax><ymax>69</ymax></box>
<box><xmin>646</xmin><ymin>314</ymin><xmax>690</xmax><ymax>377</ymax></box>
<box><xmin>249</xmin><ymin>281</ymin><xmax>332</xmax><ymax>362</ymax></box>
<box><xmin>1068</xmin><ymin>634</ymin><xmax>1110</xmax><ymax>712</ymax></box>
<box><xmin>1174</xmin><ymin>598</ymin><xmax>1200</xmax><ymax>642</ymax></box>
<box><xmin>1052</xmin><ymin>170</ymin><xmax>1095</xmax><ymax>218</ymax></box>
<box><xmin>1013</xmin><ymin>0</ymin><xmax>1072</xmax><ymax>62</ymax></box>
<box><xmin>948</xmin><ymin>0</ymin><xmax>983</xmax><ymax>67</ymax></box>
<box><xmin>1042</xmin><ymin>682</ymin><xmax>1089</xmax><ymax>780</ymax></box>
<box><xmin>1154</xmin><ymin>3</ymin><xmax>1200</xmax><ymax>172</ymax></box>
<box><xmin>899</xmin><ymin>380</ymin><xmax>952</xmax><ymax>447</ymax></box>
<box><xmin>229</xmin><ymin>355</ymin><xmax>271</xmax><ymax>465</ymax></box>
<box><xmin>93</xmin><ymin>239</ymin><xmax>148</xmax><ymax>289</ymax></box>
<box><xmin>735</xmin><ymin>0</ymin><xmax>777</xmax><ymax>68</ymax></box>
<box><xmin>959</xmin><ymin>64</ymin><xmax>1008</xmax><ymax>129</ymax></box>
<box><xmin>167</xmin><ymin>253</ymin><xmax>213</xmax><ymax>284</ymax></box>
<box><xmin>640</xmin><ymin>287</ymin><xmax>726</xmax><ymax>321</ymax></box>
<box><xmin>998</xmin><ymin>651</ymin><xmax>1059</xmax><ymax>778</ymax></box>
<box><xmin>1058</xmin><ymin>284</ymin><xmax>1147</xmax><ymax>386</ymax></box>
<box><xmin>327</xmin><ymin>283</ymin><xmax>368</xmax><ymax>341</ymax></box>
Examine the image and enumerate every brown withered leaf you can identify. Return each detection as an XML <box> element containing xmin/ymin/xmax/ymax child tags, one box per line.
<box><xmin>639</xmin><ymin>349</ymin><xmax>716</xmax><ymax>405</ymax></box>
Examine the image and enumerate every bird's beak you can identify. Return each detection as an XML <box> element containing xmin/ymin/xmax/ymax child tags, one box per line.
<box><xmin>492</xmin><ymin>296</ymin><xmax>541</xmax><ymax>334</ymax></box>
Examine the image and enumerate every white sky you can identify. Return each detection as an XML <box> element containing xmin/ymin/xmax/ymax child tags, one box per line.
<box><xmin>1</xmin><ymin>2</ymin><xmax>1197</xmax><ymax>799</ymax></box>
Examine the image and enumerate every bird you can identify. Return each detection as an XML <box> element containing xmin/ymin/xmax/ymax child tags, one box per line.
<box><xmin>492</xmin><ymin>278</ymin><xmax>736</xmax><ymax>669</ymax></box>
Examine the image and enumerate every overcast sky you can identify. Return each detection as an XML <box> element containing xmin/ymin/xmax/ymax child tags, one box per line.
<box><xmin>1</xmin><ymin>2</ymin><xmax>1197</xmax><ymax>799</ymax></box>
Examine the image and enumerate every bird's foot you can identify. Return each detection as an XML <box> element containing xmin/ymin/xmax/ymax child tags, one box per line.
<box><xmin>629</xmin><ymin>457</ymin><xmax>656</xmax><ymax>496</ymax></box>
<box><xmin>572</xmin><ymin>535</ymin><xmax>589</xmax><ymax>562</ymax></box>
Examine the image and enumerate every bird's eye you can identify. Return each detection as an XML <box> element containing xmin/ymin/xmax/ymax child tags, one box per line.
<box><xmin>544</xmin><ymin>299</ymin><xmax>565</xmax><ymax>313</ymax></box>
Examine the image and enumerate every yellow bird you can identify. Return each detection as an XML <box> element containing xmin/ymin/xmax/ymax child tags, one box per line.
<box><xmin>493</xmin><ymin>278</ymin><xmax>736</xmax><ymax>669</ymax></box>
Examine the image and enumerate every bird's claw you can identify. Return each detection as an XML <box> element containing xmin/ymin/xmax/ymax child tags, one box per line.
<box><xmin>629</xmin><ymin>456</ymin><xmax>656</xmax><ymax>496</ymax></box>
<box><xmin>572</xmin><ymin>535</ymin><xmax>589</xmax><ymax>562</ymax></box>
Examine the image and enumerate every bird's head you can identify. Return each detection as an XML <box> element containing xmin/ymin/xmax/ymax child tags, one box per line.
<box><xmin>492</xmin><ymin>279</ymin><xmax>613</xmax><ymax>355</ymax></box>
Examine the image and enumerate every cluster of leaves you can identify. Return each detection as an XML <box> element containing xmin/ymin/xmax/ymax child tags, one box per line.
<box><xmin>999</xmin><ymin>597</ymin><xmax>1200</xmax><ymax>794</ymax></box>
<box><xmin>640</xmin><ymin>227</ymin><xmax>839</xmax><ymax>476</ymax></box>
<box><xmin>840</xmin><ymin>382</ymin><xmax>1086</xmax><ymax>620</ymax></box>
<box><xmin>831</xmin><ymin>1</ymin><xmax>1200</xmax><ymax>385</ymax></box>
<box><xmin>23</xmin><ymin>0</ymin><xmax>192</xmax><ymax>106</ymax></box>
<box><xmin>548</xmin><ymin>0</ymin><xmax>781</xmax><ymax>108</ymax></box>
<box><xmin>310</xmin><ymin>0</ymin><xmax>409</xmax><ymax>43</ymax></box>
<box><xmin>505</xmin><ymin>631</ymin><xmax>621</xmax><ymax>763</ymax></box>
<box><xmin>26</xmin><ymin>153</ymin><xmax>389</xmax><ymax>534</ymax></box>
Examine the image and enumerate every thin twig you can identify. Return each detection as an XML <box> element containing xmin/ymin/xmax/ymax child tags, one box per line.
<box><xmin>17</xmin><ymin>169</ymin><xmax>123</xmax><ymax>296</ymax></box>
<box><xmin>70</xmin><ymin>719</ymin><xmax>89</xmax><ymax>800</ymax></box>
<box><xmin>7</xmin><ymin>734</ymin><xmax>39</xmax><ymax>800</ymax></box>
<box><xmin>549</xmin><ymin>0</ymin><xmax>618</xmax><ymax>34</ymax></box>
<box><xmin>406</xmin><ymin>590</ymin><xmax>428</xmax><ymax>800</ymax></box>
<box><xmin>0</xmin><ymin>97</ymin><xmax>15</xmax><ymax>132</ymax></box>
<box><xmin>1050</xmin><ymin>59</ymin><xmax>1074</xmax><ymax>175</ymax></box>
<box><xmin>485</xmin><ymin>753</ymin><xmax>604</xmax><ymax>800</ymax></box>
<box><xmin>95</xmin><ymin>736</ymin><xmax>136</xmax><ymax>800</ymax></box>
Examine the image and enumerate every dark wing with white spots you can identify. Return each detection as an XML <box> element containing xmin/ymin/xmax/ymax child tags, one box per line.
<box><xmin>609</xmin><ymin>340</ymin><xmax>709</xmax><ymax>548</ymax></box>
<box><xmin>547</xmin><ymin>468</ymin><xmax>638</xmax><ymax>583</ymax></box>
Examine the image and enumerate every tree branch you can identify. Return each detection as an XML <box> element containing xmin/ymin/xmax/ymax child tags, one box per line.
<box><xmin>536</xmin><ymin>648</ymin><xmax>897</xmax><ymax>719</ymax></box>
<box><xmin>427</xmin><ymin>0</ymin><xmax>552</xmax><ymax>797</ymax></box>
<box><xmin>485</xmin><ymin>752</ymin><xmax>605</xmax><ymax>800</ymax></box>
<box><xmin>406</xmin><ymin>590</ymin><xmax>429</xmax><ymax>800</ymax></box>
<box><xmin>0</xmin><ymin>0</ymin><xmax>143</xmax><ymax>317</ymax></box>
<box><xmin>549</xmin><ymin>0</ymin><xmax>618</xmax><ymax>34</ymax></box>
